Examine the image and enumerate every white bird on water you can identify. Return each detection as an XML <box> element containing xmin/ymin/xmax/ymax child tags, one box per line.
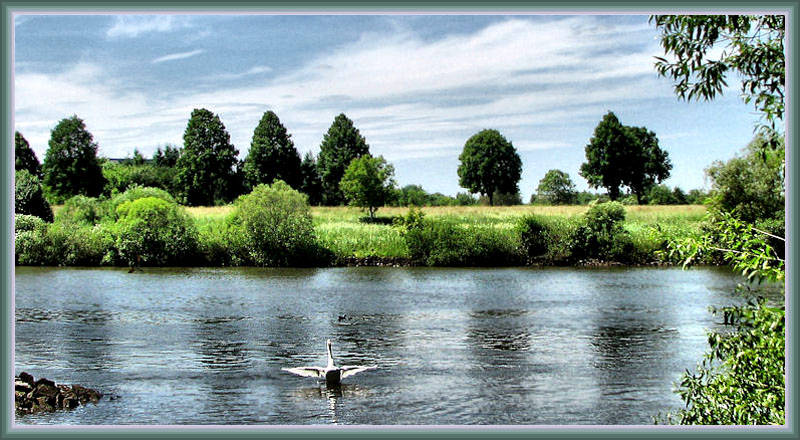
<box><xmin>282</xmin><ymin>339</ymin><xmax>376</xmax><ymax>386</ymax></box>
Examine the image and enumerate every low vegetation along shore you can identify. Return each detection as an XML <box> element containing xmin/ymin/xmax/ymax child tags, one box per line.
<box><xmin>15</xmin><ymin>183</ymin><xmax>709</xmax><ymax>268</ymax></box>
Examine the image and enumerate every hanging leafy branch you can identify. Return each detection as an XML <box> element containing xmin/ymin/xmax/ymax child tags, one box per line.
<box><xmin>660</xmin><ymin>209</ymin><xmax>784</xmax><ymax>284</ymax></box>
<box><xmin>650</xmin><ymin>15</ymin><xmax>785</xmax><ymax>146</ymax></box>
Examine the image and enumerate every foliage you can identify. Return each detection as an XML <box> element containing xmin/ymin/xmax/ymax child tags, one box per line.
<box><xmin>571</xmin><ymin>201</ymin><xmax>633</xmax><ymax>262</ymax></box>
<box><xmin>299</xmin><ymin>151</ymin><xmax>324</xmax><ymax>206</ymax></box>
<box><xmin>102</xmin><ymin>161</ymin><xmax>178</xmax><ymax>197</ymax></box>
<box><xmin>455</xmin><ymin>192</ymin><xmax>479</xmax><ymax>206</ymax></box>
<box><xmin>651</xmin><ymin>15</ymin><xmax>785</xmax><ymax>137</ymax></box>
<box><xmin>705</xmin><ymin>134</ymin><xmax>784</xmax><ymax>223</ymax></box>
<box><xmin>516</xmin><ymin>215</ymin><xmax>549</xmax><ymax>260</ymax></box>
<box><xmin>102</xmin><ymin>186</ymin><xmax>177</xmax><ymax>221</ymax></box>
<box><xmin>400</xmin><ymin>218</ymin><xmax>521</xmax><ymax>266</ymax></box>
<box><xmin>394</xmin><ymin>184</ymin><xmax>431</xmax><ymax>207</ymax></box>
<box><xmin>317</xmin><ymin>113</ymin><xmax>370</xmax><ymax>206</ymax></box>
<box><xmin>15</xmin><ymin>131</ymin><xmax>41</xmax><ymax>178</ymax></box>
<box><xmin>536</xmin><ymin>169</ymin><xmax>578</xmax><ymax>205</ymax></box>
<box><xmin>686</xmin><ymin>189</ymin><xmax>710</xmax><ymax>205</ymax></box>
<box><xmin>662</xmin><ymin>209</ymin><xmax>784</xmax><ymax>284</ymax></box>
<box><xmin>57</xmin><ymin>195</ymin><xmax>103</xmax><ymax>225</ymax></box>
<box><xmin>15</xmin><ymin>214</ymin><xmax>112</xmax><ymax>266</ymax></box>
<box><xmin>195</xmin><ymin>215</ymin><xmax>251</xmax><ymax>266</ymax></box>
<box><xmin>579</xmin><ymin>112</ymin><xmax>671</xmax><ymax>202</ymax></box>
<box><xmin>15</xmin><ymin>170</ymin><xmax>53</xmax><ymax>222</ymax></box>
<box><xmin>41</xmin><ymin>115</ymin><xmax>106</xmax><ymax>203</ymax></box>
<box><xmin>659</xmin><ymin>300</ymin><xmax>784</xmax><ymax>425</ymax></box>
<box><xmin>232</xmin><ymin>180</ymin><xmax>320</xmax><ymax>266</ymax></box>
<box><xmin>478</xmin><ymin>191</ymin><xmax>522</xmax><ymax>206</ymax></box>
<box><xmin>457</xmin><ymin>129</ymin><xmax>522</xmax><ymax>206</ymax></box>
<box><xmin>176</xmin><ymin>108</ymin><xmax>240</xmax><ymax>206</ymax></box>
<box><xmin>646</xmin><ymin>184</ymin><xmax>688</xmax><ymax>205</ymax></box>
<box><xmin>152</xmin><ymin>144</ymin><xmax>181</xmax><ymax>167</ymax></box>
<box><xmin>243</xmin><ymin>110</ymin><xmax>302</xmax><ymax>190</ymax></box>
<box><xmin>340</xmin><ymin>155</ymin><xmax>397</xmax><ymax>219</ymax></box>
<box><xmin>111</xmin><ymin>197</ymin><xmax>198</xmax><ymax>266</ymax></box>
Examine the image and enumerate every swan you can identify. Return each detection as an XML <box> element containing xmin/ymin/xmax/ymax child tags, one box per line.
<box><xmin>282</xmin><ymin>339</ymin><xmax>376</xmax><ymax>386</ymax></box>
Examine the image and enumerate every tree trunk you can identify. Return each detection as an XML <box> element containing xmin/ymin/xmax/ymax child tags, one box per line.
<box><xmin>488</xmin><ymin>191</ymin><xmax>494</xmax><ymax>206</ymax></box>
<box><xmin>608</xmin><ymin>187</ymin><xmax>620</xmax><ymax>201</ymax></box>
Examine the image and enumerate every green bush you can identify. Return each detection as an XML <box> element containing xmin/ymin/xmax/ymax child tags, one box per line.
<box><xmin>15</xmin><ymin>214</ymin><xmax>45</xmax><ymax>235</ymax></box>
<box><xmin>102</xmin><ymin>186</ymin><xmax>176</xmax><ymax>221</ymax></box>
<box><xmin>15</xmin><ymin>215</ymin><xmax>111</xmax><ymax>266</ymax></box>
<box><xmin>571</xmin><ymin>201</ymin><xmax>633</xmax><ymax>262</ymax></box>
<box><xmin>111</xmin><ymin>197</ymin><xmax>198</xmax><ymax>266</ymax></box>
<box><xmin>196</xmin><ymin>215</ymin><xmax>250</xmax><ymax>266</ymax></box>
<box><xmin>233</xmin><ymin>180</ymin><xmax>321</xmax><ymax>266</ymax></box>
<box><xmin>705</xmin><ymin>134</ymin><xmax>784</xmax><ymax>223</ymax></box>
<box><xmin>661</xmin><ymin>301</ymin><xmax>784</xmax><ymax>424</ymax></box>
<box><xmin>57</xmin><ymin>195</ymin><xmax>103</xmax><ymax>225</ymax></box>
<box><xmin>516</xmin><ymin>215</ymin><xmax>549</xmax><ymax>260</ymax></box>
<box><xmin>403</xmin><ymin>219</ymin><xmax>521</xmax><ymax>266</ymax></box>
<box><xmin>15</xmin><ymin>170</ymin><xmax>53</xmax><ymax>222</ymax></box>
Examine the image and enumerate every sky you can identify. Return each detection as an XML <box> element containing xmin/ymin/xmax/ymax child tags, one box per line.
<box><xmin>13</xmin><ymin>13</ymin><xmax>764</xmax><ymax>198</ymax></box>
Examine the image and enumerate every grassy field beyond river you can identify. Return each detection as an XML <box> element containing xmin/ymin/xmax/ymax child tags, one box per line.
<box><xmin>187</xmin><ymin>205</ymin><xmax>708</xmax><ymax>263</ymax></box>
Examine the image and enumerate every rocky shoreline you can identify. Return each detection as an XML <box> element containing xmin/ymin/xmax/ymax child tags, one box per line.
<box><xmin>15</xmin><ymin>372</ymin><xmax>102</xmax><ymax>414</ymax></box>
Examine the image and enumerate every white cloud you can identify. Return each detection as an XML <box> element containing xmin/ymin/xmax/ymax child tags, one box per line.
<box><xmin>106</xmin><ymin>15</ymin><xmax>183</xmax><ymax>38</ymax></box>
<box><xmin>151</xmin><ymin>49</ymin><xmax>205</xmax><ymax>64</ymax></box>
<box><xmin>13</xmin><ymin>16</ymin><xmax>688</xmax><ymax>165</ymax></box>
<box><xmin>209</xmin><ymin>65</ymin><xmax>273</xmax><ymax>80</ymax></box>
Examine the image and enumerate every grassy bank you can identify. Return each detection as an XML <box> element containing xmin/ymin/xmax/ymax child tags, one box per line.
<box><xmin>35</xmin><ymin>201</ymin><xmax>706</xmax><ymax>267</ymax></box>
<box><xmin>184</xmin><ymin>204</ymin><xmax>707</xmax><ymax>264</ymax></box>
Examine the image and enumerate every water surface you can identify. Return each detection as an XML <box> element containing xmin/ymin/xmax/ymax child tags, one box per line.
<box><xmin>14</xmin><ymin>266</ymin><xmax>763</xmax><ymax>425</ymax></box>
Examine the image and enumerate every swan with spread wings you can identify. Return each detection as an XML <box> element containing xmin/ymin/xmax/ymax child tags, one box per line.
<box><xmin>282</xmin><ymin>339</ymin><xmax>376</xmax><ymax>386</ymax></box>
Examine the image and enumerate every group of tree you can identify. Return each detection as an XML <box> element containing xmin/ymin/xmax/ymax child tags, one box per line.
<box><xmin>579</xmin><ymin>112</ymin><xmax>672</xmax><ymax>203</ymax></box>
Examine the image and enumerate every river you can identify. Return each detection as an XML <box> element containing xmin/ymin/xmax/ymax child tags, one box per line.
<box><xmin>14</xmin><ymin>266</ymin><xmax>770</xmax><ymax>425</ymax></box>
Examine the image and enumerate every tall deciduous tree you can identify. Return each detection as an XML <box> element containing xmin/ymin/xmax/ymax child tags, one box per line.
<box><xmin>243</xmin><ymin>110</ymin><xmax>302</xmax><ymax>190</ymax></box>
<box><xmin>176</xmin><ymin>108</ymin><xmax>240</xmax><ymax>206</ymax></box>
<box><xmin>299</xmin><ymin>151</ymin><xmax>323</xmax><ymax>206</ymax></box>
<box><xmin>624</xmin><ymin>126</ymin><xmax>672</xmax><ymax>204</ymax></box>
<box><xmin>457</xmin><ymin>129</ymin><xmax>522</xmax><ymax>206</ymax></box>
<box><xmin>317</xmin><ymin>113</ymin><xmax>370</xmax><ymax>205</ymax></box>
<box><xmin>15</xmin><ymin>131</ymin><xmax>41</xmax><ymax>178</ymax></box>
<box><xmin>536</xmin><ymin>169</ymin><xmax>578</xmax><ymax>205</ymax></box>
<box><xmin>42</xmin><ymin>115</ymin><xmax>106</xmax><ymax>202</ymax></box>
<box><xmin>340</xmin><ymin>154</ymin><xmax>396</xmax><ymax>219</ymax></box>
<box><xmin>579</xmin><ymin>112</ymin><xmax>671</xmax><ymax>202</ymax></box>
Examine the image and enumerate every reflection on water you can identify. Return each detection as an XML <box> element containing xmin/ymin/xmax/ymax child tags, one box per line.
<box><xmin>14</xmin><ymin>266</ymin><xmax>778</xmax><ymax>425</ymax></box>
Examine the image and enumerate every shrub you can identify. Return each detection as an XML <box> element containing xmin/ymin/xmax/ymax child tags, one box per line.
<box><xmin>516</xmin><ymin>215</ymin><xmax>549</xmax><ymax>260</ymax></box>
<box><xmin>15</xmin><ymin>214</ymin><xmax>45</xmax><ymax>235</ymax></box>
<box><xmin>15</xmin><ymin>170</ymin><xmax>53</xmax><ymax>222</ymax></box>
<box><xmin>233</xmin><ymin>180</ymin><xmax>319</xmax><ymax>266</ymax></box>
<box><xmin>705</xmin><ymin>134</ymin><xmax>784</xmax><ymax>223</ymax></box>
<box><xmin>196</xmin><ymin>215</ymin><xmax>250</xmax><ymax>266</ymax></box>
<box><xmin>111</xmin><ymin>197</ymin><xmax>198</xmax><ymax>266</ymax></box>
<box><xmin>403</xmin><ymin>218</ymin><xmax>521</xmax><ymax>266</ymax></box>
<box><xmin>15</xmin><ymin>214</ymin><xmax>112</xmax><ymax>266</ymax></box>
<box><xmin>661</xmin><ymin>300</ymin><xmax>784</xmax><ymax>424</ymax></box>
<box><xmin>57</xmin><ymin>195</ymin><xmax>103</xmax><ymax>225</ymax></box>
<box><xmin>571</xmin><ymin>201</ymin><xmax>633</xmax><ymax>262</ymax></box>
<box><xmin>102</xmin><ymin>162</ymin><xmax>175</xmax><ymax>197</ymax></box>
<box><xmin>101</xmin><ymin>186</ymin><xmax>176</xmax><ymax>221</ymax></box>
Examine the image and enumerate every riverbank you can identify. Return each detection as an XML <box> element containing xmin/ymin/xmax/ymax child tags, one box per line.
<box><xmin>18</xmin><ymin>203</ymin><xmax>707</xmax><ymax>268</ymax></box>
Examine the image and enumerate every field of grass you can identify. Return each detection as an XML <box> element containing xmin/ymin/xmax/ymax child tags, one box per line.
<box><xmin>182</xmin><ymin>204</ymin><xmax>708</xmax><ymax>262</ymax></box>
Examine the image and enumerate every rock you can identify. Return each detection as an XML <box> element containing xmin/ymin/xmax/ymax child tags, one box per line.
<box><xmin>14</xmin><ymin>373</ymin><xmax>102</xmax><ymax>414</ymax></box>
<box><xmin>18</xmin><ymin>372</ymin><xmax>34</xmax><ymax>386</ymax></box>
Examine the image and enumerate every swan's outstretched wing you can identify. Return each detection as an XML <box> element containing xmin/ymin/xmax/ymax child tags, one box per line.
<box><xmin>340</xmin><ymin>365</ymin><xmax>377</xmax><ymax>378</ymax></box>
<box><xmin>282</xmin><ymin>366</ymin><xmax>325</xmax><ymax>378</ymax></box>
